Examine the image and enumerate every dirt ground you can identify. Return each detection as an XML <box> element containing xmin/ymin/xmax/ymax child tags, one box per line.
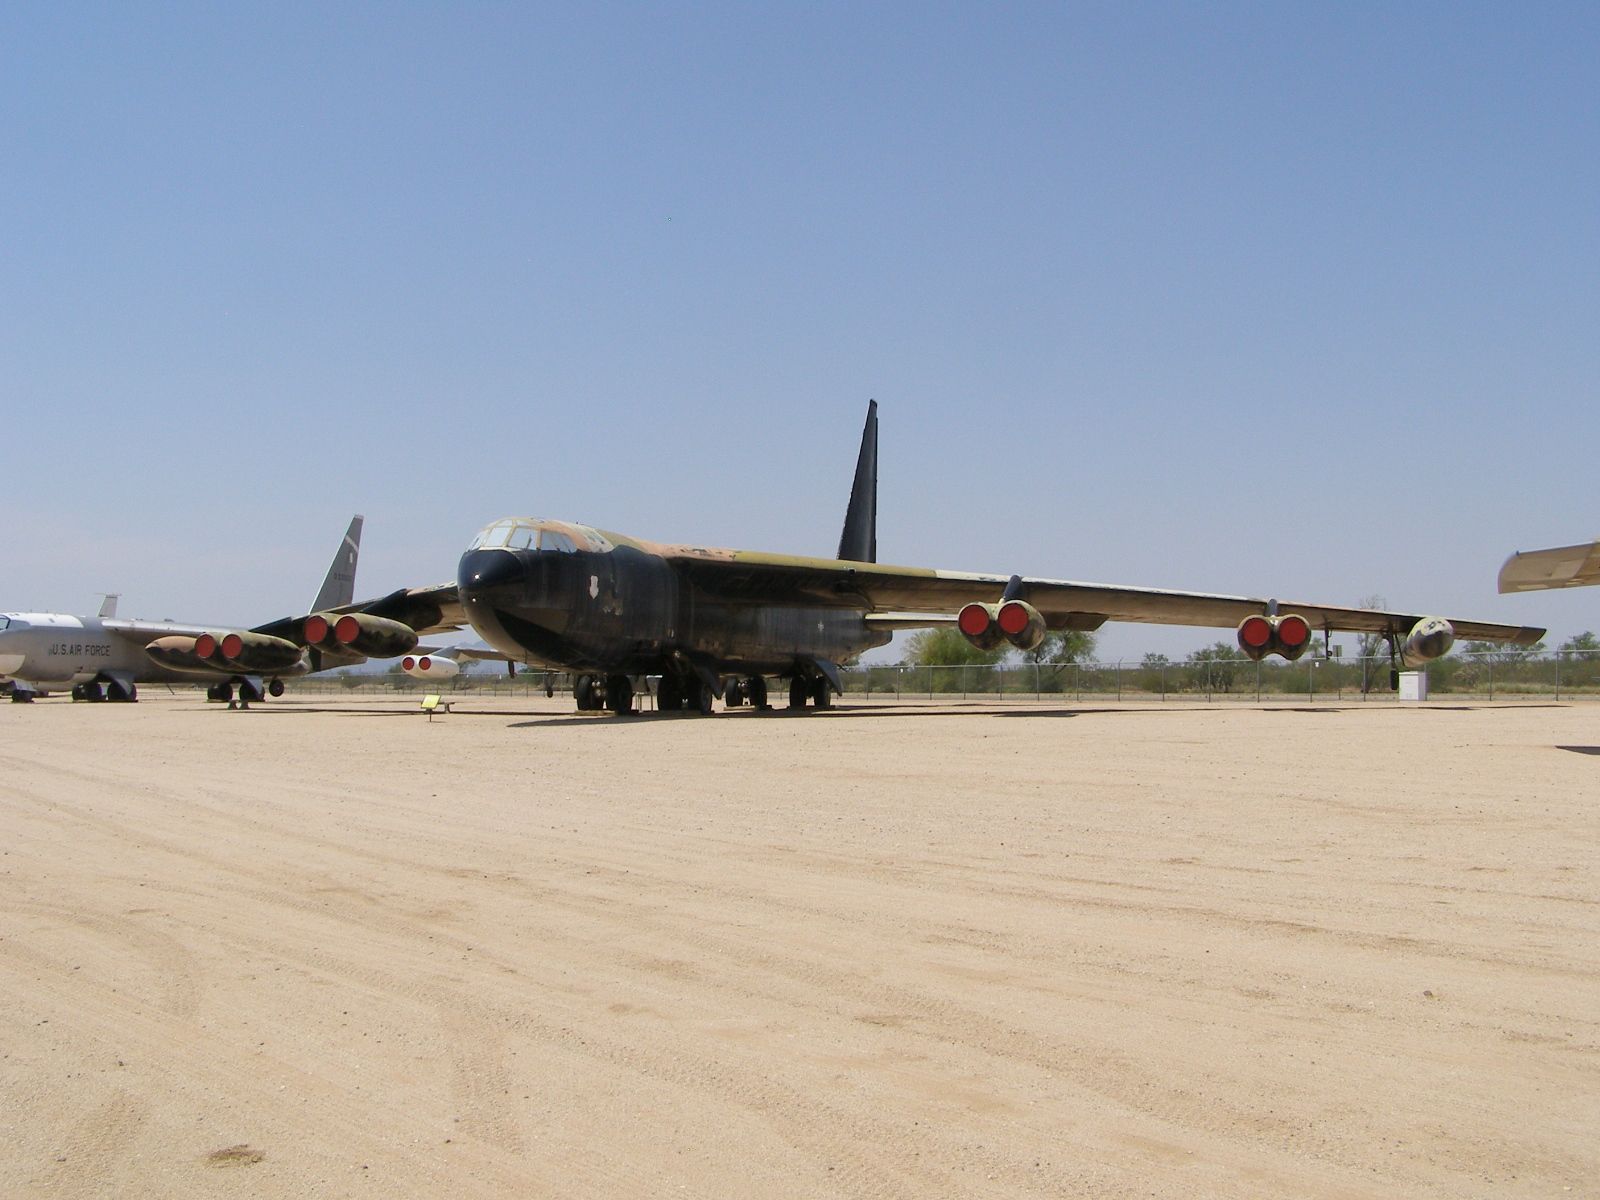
<box><xmin>1</xmin><ymin>693</ymin><xmax>1595</xmax><ymax>1199</ymax></box>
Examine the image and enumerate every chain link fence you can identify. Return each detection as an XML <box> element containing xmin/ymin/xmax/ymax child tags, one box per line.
<box><xmin>290</xmin><ymin>650</ymin><xmax>1600</xmax><ymax>703</ymax></box>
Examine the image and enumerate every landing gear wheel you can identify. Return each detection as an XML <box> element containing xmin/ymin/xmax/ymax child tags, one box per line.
<box><xmin>82</xmin><ymin>682</ymin><xmax>105</xmax><ymax>703</ymax></box>
<box><xmin>692</xmin><ymin>681</ymin><xmax>715</xmax><ymax>715</ymax></box>
<box><xmin>788</xmin><ymin>677</ymin><xmax>809</xmax><ymax>709</ymax></box>
<box><xmin>574</xmin><ymin>674</ymin><xmax>597</xmax><ymax>711</ymax></box>
<box><xmin>268</xmin><ymin>678</ymin><xmax>285</xmax><ymax>698</ymax></box>
<box><xmin>71</xmin><ymin>684</ymin><xmax>85</xmax><ymax>702</ymax></box>
<box><xmin>207</xmin><ymin>682</ymin><xmax>235</xmax><ymax>703</ymax></box>
<box><xmin>605</xmin><ymin>674</ymin><xmax>634</xmax><ymax>715</ymax></box>
<box><xmin>656</xmin><ymin>675</ymin><xmax>683</xmax><ymax>711</ymax></box>
<box><xmin>810</xmin><ymin>677</ymin><xmax>832</xmax><ymax>709</ymax></box>
<box><xmin>723</xmin><ymin>679</ymin><xmax>744</xmax><ymax>708</ymax></box>
<box><xmin>748</xmin><ymin>676</ymin><xmax>769</xmax><ymax>709</ymax></box>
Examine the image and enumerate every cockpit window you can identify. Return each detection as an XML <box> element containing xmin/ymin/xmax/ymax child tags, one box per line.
<box><xmin>0</xmin><ymin>617</ymin><xmax>8</xmax><ymax>632</ymax></box>
<box><xmin>469</xmin><ymin>518</ymin><xmax>565</xmax><ymax>552</ymax></box>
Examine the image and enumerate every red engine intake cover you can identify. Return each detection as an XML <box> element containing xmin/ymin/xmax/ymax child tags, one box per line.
<box><xmin>1277</xmin><ymin>614</ymin><xmax>1310</xmax><ymax>647</ymax></box>
<box><xmin>958</xmin><ymin>603</ymin><xmax>993</xmax><ymax>637</ymax></box>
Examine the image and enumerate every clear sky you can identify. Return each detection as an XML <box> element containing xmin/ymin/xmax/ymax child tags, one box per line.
<box><xmin>3</xmin><ymin>3</ymin><xmax>1596</xmax><ymax>661</ymax></box>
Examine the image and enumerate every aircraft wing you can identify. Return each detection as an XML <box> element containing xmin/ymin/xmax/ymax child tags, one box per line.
<box><xmin>669</xmin><ymin>550</ymin><xmax>1544</xmax><ymax>644</ymax></box>
<box><xmin>1498</xmin><ymin>540</ymin><xmax>1600</xmax><ymax>593</ymax></box>
<box><xmin>251</xmin><ymin>582</ymin><xmax>467</xmax><ymax>642</ymax></box>
<box><xmin>102</xmin><ymin>618</ymin><xmax>214</xmax><ymax>645</ymax></box>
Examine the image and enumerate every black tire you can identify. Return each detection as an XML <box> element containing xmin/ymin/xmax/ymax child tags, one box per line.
<box><xmin>606</xmin><ymin>674</ymin><xmax>634</xmax><ymax>715</ymax></box>
<box><xmin>693</xmin><ymin>681</ymin><xmax>715</xmax><ymax>715</ymax></box>
<box><xmin>748</xmin><ymin>676</ymin><xmax>769</xmax><ymax>709</ymax></box>
<box><xmin>657</xmin><ymin>675</ymin><xmax>683</xmax><ymax>711</ymax></box>
<box><xmin>574</xmin><ymin>674</ymin><xmax>596</xmax><ymax>711</ymax></box>
<box><xmin>810</xmin><ymin>677</ymin><xmax>832</xmax><ymax>709</ymax></box>
<box><xmin>788</xmin><ymin>677</ymin><xmax>808</xmax><ymax>709</ymax></box>
<box><xmin>723</xmin><ymin>679</ymin><xmax>744</xmax><ymax>708</ymax></box>
<box><xmin>268</xmin><ymin>678</ymin><xmax>285</xmax><ymax>697</ymax></box>
<box><xmin>84</xmin><ymin>682</ymin><xmax>105</xmax><ymax>703</ymax></box>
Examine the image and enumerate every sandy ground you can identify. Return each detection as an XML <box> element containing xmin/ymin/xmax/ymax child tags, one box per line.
<box><xmin>0</xmin><ymin>694</ymin><xmax>1595</xmax><ymax>1199</ymax></box>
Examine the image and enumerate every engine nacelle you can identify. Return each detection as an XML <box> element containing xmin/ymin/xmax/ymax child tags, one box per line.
<box><xmin>996</xmin><ymin>599</ymin><xmax>1046</xmax><ymax>652</ymax></box>
<box><xmin>195</xmin><ymin>630</ymin><xmax>304</xmax><ymax>673</ymax></box>
<box><xmin>401</xmin><ymin>654</ymin><xmax>460</xmax><ymax>680</ymax></box>
<box><xmin>145</xmin><ymin>635</ymin><xmax>209</xmax><ymax>672</ymax></box>
<box><xmin>956</xmin><ymin>603</ymin><xmax>1006</xmax><ymax>652</ymax></box>
<box><xmin>1236</xmin><ymin>613</ymin><xmax>1313</xmax><ymax>662</ymax></box>
<box><xmin>1400</xmin><ymin>617</ymin><xmax>1455</xmax><ymax>667</ymax></box>
<box><xmin>305</xmin><ymin>612</ymin><xmax>418</xmax><ymax>658</ymax></box>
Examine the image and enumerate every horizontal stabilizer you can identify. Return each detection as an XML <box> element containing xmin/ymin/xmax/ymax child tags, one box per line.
<box><xmin>1499</xmin><ymin>539</ymin><xmax>1600</xmax><ymax>593</ymax></box>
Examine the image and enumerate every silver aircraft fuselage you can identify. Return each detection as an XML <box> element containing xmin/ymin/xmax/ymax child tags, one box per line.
<box><xmin>0</xmin><ymin>612</ymin><xmax>305</xmax><ymax>688</ymax></box>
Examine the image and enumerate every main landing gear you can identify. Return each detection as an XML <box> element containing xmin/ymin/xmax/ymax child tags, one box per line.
<box><xmin>574</xmin><ymin>673</ymin><xmax>638</xmax><ymax>715</ymax></box>
<box><xmin>656</xmin><ymin>674</ymin><xmax>715</xmax><ymax>715</ymax></box>
<box><xmin>787</xmin><ymin>675</ymin><xmax>831</xmax><ymax>710</ymax></box>
<box><xmin>71</xmin><ymin>680</ymin><xmax>136</xmax><ymax>702</ymax></box>
<box><xmin>722</xmin><ymin>676</ymin><xmax>770</xmax><ymax>710</ymax></box>
<box><xmin>207</xmin><ymin>678</ymin><xmax>277</xmax><ymax>709</ymax></box>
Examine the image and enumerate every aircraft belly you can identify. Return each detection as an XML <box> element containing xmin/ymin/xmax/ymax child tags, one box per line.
<box><xmin>683</xmin><ymin>603</ymin><xmax>883</xmax><ymax>670</ymax></box>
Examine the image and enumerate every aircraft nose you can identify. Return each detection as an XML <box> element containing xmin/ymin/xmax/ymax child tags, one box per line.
<box><xmin>457</xmin><ymin>547</ymin><xmax>529</xmax><ymax>600</ymax></box>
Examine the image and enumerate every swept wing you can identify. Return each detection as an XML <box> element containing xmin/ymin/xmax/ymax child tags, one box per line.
<box><xmin>666</xmin><ymin>549</ymin><xmax>1543</xmax><ymax>645</ymax></box>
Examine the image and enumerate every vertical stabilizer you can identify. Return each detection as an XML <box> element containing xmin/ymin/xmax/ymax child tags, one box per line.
<box><xmin>311</xmin><ymin>515</ymin><xmax>364</xmax><ymax>612</ymax></box>
<box><xmin>836</xmin><ymin>401</ymin><xmax>879</xmax><ymax>563</ymax></box>
<box><xmin>98</xmin><ymin>594</ymin><xmax>120</xmax><ymax>618</ymax></box>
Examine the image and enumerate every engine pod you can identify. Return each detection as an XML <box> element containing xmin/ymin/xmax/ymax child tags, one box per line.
<box><xmin>997</xmin><ymin>600</ymin><xmax>1046</xmax><ymax>652</ymax></box>
<box><xmin>1401</xmin><ymin>617</ymin><xmax>1455</xmax><ymax>667</ymax></box>
<box><xmin>957</xmin><ymin>603</ymin><xmax>1006</xmax><ymax>652</ymax></box>
<box><xmin>333</xmin><ymin>613</ymin><xmax>419</xmax><ymax>658</ymax></box>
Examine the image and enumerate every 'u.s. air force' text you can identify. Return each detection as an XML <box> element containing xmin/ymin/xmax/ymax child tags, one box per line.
<box><xmin>49</xmin><ymin>643</ymin><xmax>112</xmax><ymax>657</ymax></box>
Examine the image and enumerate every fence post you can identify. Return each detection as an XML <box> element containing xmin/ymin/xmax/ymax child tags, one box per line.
<box><xmin>1255</xmin><ymin>660</ymin><xmax>1261</xmax><ymax>703</ymax></box>
<box><xmin>1555</xmin><ymin>655</ymin><xmax>1560</xmax><ymax>702</ymax></box>
<box><xmin>1035</xmin><ymin>662</ymin><xmax>1041</xmax><ymax>701</ymax></box>
<box><xmin>1308</xmin><ymin>659</ymin><xmax>1315</xmax><ymax>703</ymax></box>
<box><xmin>1161</xmin><ymin>664</ymin><xmax>1166</xmax><ymax>702</ymax></box>
<box><xmin>1488</xmin><ymin>658</ymin><xmax>1493</xmax><ymax>702</ymax></box>
<box><xmin>1116</xmin><ymin>661</ymin><xmax>1122</xmax><ymax>702</ymax></box>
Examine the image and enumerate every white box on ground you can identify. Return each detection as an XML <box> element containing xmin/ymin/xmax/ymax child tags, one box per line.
<box><xmin>1398</xmin><ymin>671</ymin><xmax>1428</xmax><ymax>702</ymax></box>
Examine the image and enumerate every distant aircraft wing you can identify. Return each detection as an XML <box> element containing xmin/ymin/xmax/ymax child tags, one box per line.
<box><xmin>1498</xmin><ymin>540</ymin><xmax>1600</xmax><ymax>593</ymax></box>
<box><xmin>667</xmin><ymin>550</ymin><xmax>1544</xmax><ymax>645</ymax></box>
<box><xmin>252</xmin><ymin>582</ymin><xmax>467</xmax><ymax>642</ymax></box>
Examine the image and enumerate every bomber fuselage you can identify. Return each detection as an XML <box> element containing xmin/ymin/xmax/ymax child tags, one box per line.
<box><xmin>456</xmin><ymin>518</ymin><xmax>889</xmax><ymax>677</ymax></box>
<box><xmin>0</xmin><ymin>614</ymin><xmax>192</xmax><ymax>685</ymax></box>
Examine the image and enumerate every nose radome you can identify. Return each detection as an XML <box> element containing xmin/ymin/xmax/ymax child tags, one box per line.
<box><xmin>458</xmin><ymin>547</ymin><xmax>528</xmax><ymax>597</ymax></box>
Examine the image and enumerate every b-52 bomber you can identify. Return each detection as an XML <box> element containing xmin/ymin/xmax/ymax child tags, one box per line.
<box><xmin>1</xmin><ymin>516</ymin><xmax>371</xmax><ymax>703</ymax></box>
<box><xmin>312</xmin><ymin>402</ymin><xmax>1542</xmax><ymax>715</ymax></box>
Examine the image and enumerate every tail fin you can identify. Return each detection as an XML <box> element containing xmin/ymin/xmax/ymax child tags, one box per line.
<box><xmin>98</xmin><ymin>593</ymin><xmax>120</xmax><ymax>619</ymax></box>
<box><xmin>836</xmin><ymin>401</ymin><xmax>878</xmax><ymax>563</ymax></box>
<box><xmin>310</xmin><ymin>515</ymin><xmax>364</xmax><ymax>612</ymax></box>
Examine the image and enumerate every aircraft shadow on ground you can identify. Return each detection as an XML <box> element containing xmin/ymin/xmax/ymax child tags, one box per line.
<box><xmin>1555</xmin><ymin>745</ymin><xmax>1600</xmax><ymax>756</ymax></box>
<box><xmin>501</xmin><ymin>705</ymin><xmax>1167</xmax><ymax>730</ymax></box>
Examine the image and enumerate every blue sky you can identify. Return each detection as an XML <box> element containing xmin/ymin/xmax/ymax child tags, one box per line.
<box><xmin>3</xmin><ymin>3</ymin><xmax>1596</xmax><ymax>660</ymax></box>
